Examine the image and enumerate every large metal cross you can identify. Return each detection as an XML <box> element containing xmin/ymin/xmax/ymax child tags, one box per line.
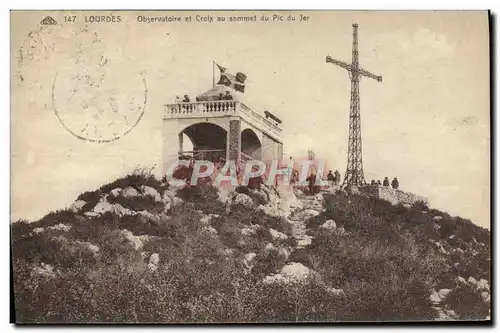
<box><xmin>326</xmin><ymin>23</ymin><xmax>383</xmax><ymax>187</ymax></box>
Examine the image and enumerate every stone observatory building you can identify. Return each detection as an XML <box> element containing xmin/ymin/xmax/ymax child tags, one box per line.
<box><xmin>163</xmin><ymin>84</ymin><xmax>283</xmax><ymax>169</ymax></box>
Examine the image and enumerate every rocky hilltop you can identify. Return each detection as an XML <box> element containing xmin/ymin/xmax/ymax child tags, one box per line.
<box><xmin>11</xmin><ymin>172</ymin><xmax>490</xmax><ymax>323</ymax></box>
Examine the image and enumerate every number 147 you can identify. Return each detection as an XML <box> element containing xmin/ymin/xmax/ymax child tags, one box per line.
<box><xmin>64</xmin><ymin>16</ymin><xmax>76</xmax><ymax>23</ymax></box>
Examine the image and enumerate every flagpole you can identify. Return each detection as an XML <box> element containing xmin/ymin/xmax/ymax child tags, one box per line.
<box><xmin>213</xmin><ymin>61</ymin><xmax>215</xmax><ymax>88</ymax></box>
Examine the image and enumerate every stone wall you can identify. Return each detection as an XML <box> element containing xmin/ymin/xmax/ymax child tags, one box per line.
<box><xmin>262</xmin><ymin>133</ymin><xmax>283</xmax><ymax>161</ymax></box>
<box><xmin>358</xmin><ymin>185</ymin><xmax>428</xmax><ymax>206</ymax></box>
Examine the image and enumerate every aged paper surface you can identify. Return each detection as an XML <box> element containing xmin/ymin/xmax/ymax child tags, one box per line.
<box><xmin>11</xmin><ymin>10</ymin><xmax>490</xmax><ymax>323</ymax></box>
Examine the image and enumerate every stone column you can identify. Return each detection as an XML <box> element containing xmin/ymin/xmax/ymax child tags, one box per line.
<box><xmin>178</xmin><ymin>132</ymin><xmax>183</xmax><ymax>156</ymax></box>
<box><xmin>227</xmin><ymin>118</ymin><xmax>241</xmax><ymax>162</ymax></box>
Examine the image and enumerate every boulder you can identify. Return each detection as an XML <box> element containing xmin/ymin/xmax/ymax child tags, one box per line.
<box><xmin>33</xmin><ymin>262</ymin><xmax>55</xmax><ymax>278</ymax></box>
<box><xmin>122</xmin><ymin>187</ymin><xmax>139</xmax><ymax>197</ymax></box>
<box><xmin>261</xmin><ymin>186</ymin><xmax>303</xmax><ymax>218</ymax></box>
<box><xmin>110</xmin><ymin>188</ymin><xmax>122</xmax><ymax>197</ymax></box>
<box><xmin>269</xmin><ymin>228</ymin><xmax>288</xmax><ymax>240</ymax></box>
<box><xmin>477</xmin><ymin>279</ymin><xmax>489</xmax><ymax>291</ymax></box>
<box><xmin>457</xmin><ymin>276</ymin><xmax>467</xmax><ymax>285</ymax></box>
<box><xmin>438</xmin><ymin>288</ymin><xmax>451</xmax><ymax>300</ymax></box>
<box><xmin>137</xmin><ymin>210</ymin><xmax>161</xmax><ymax>223</ymax></box>
<box><xmin>70</xmin><ymin>200</ymin><xmax>86</xmax><ymax>212</ymax></box>
<box><xmin>336</xmin><ymin>227</ymin><xmax>346</xmax><ymax>235</ymax></box>
<box><xmin>293</xmin><ymin>189</ymin><xmax>304</xmax><ymax>197</ymax></box>
<box><xmin>200</xmin><ymin>215</ymin><xmax>213</xmax><ymax>225</ymax></box>
<box><xmin>201</xmin><ymin>226</ymin><xmax>218</xmax><ymax>236</ymax></box>
<box><xmin>172</xmin><ymin>197</ymin><xmax>184</xmax><ymax>207</ymax></box>
<box><xmin>326</xmin><ymin>287</ymin><xmax>345</xmax><ymax>297</ymax></box>
<box><xmin>278</xmin><ymin>247</ymin><xmax>291</xmax><ymax>261</ymax></box>
<box><xmin>432</xmin><ymin>241</ymin><xmax>448</xmax><ymax>255</ymax></box>
<box><xmin>264</xmin><ymin>243</ymin><xmax>275</xmax><ymax>253</ymax></box>
<box><xmin>481</xmin><ymin>291</ymin><xmax>490</xmax><ymax>303</ymax></box>
<box><xmin>314</xmin><ymin>193</ymin><xmax>324</xmax><ymax>202</ymax></box>
<box><xmin>467</xmin><ymin>276</ymin><xmax>477</xmax><ymax>285</ymax></box>
<box><xmin>162</xmin><ymin>190</ymin><xmax>176</xmax><ymax>201</ymax></box>
<box><xmin>149</xmin><ymin>253</ymin><xmax>160</xmax><ymax>265</ymax></box>
<box><xmin>84</xmin><ymin>211</ymin><xmax>99</xmax><ymax>217</ymax></box>
<box><xmin>297</xmin><ymin>235</ymin><xmax>313</xmax><ymax>248</ymax></box>
<box><xmin>141</xmin><ymin>185</ymin><xmax>162</xmax><ymax>202</ymax></box>
<box><xmin>47</xmin><ymin>223</ymin><xmax>72</xmax><ymax>232</ymax></box>
<box><xmin>320</xmin><ymin>219</ymin><xmax>337</xmax><ymax>230</ymax></box>
<box><xmin>290</xmin><ymin>209</ymin><xmax>320</xmax><ymax>222</ymax></box>
<box><xmin>430</xmin><ymin>291</ymin><xmax>441</xmax><ymax>304</ymax></box>
<box><xmin>262</xmin><ymin>262</ymin><xmax>314</xmax><ymax>284</ymax></box>
<box><xmin>31</xmin><ymin>227</ymin><xmax>45</xmax><ymax>235</ymax></box>
<box><xmin>433</xmin><ymin>216</ymin><xmax>443</xmax><ymax>221</ymax></box>
<box><xmin>403</xmin><ymin>203</ymin><xmax>412</xmax><ymax>209</ymax></box>
<box><xmin>233</xmin><ymin>193</ymin><xmax>254</xmax><ymax>208</ymax></box>
<box><xmin>119</xmin><ymin>229</ymin><xmax>145</xmax><ymax>250</ymax></box>
<box><xmin>93</xmin><ymin>201</ymin><xmax>134</xmax><ymax>217</ymax></box>
<box><xmin>244</xmin><ymin>252</ymin><xmax>256</xmax><ymax>262</ymax></box>
<box><xmin>241</xmin><ymin>224</ymin><xmax>258</xmax><ymax>236</ymax></box>
<box><xmin>75</xmin><ymin>240</ymin><xmax>100</xmax><ymax>255</ymax></box>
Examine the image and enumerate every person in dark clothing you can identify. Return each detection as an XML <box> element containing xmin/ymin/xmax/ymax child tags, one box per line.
<box><xmin>218</xmin><ymin>93</ymin><xmax>224</xmax><ymax>100</ymax></box>
<box><xmin>223</xmin><ymin>91</ymin><xmax>233</xmax><ymax>100</ymax></box>
<box><xmin>327</xmin><ymin>170</ymin><xmax>335</xmax><ymax>181</ymax></box>
<box><xmin>334</xmin><ymin>170</ymin><xmax>341</xmax><ymax>185</ymax></box>
<box><xmin>370</xmin><ymin>180</ymin><xmax>376</xmax><ymax>185</ymax></box>
<box><xmin>377</xmin><ymin>180</ymin><xmax>382</xmax><ymax>186</ymax></box>
<box><xmin>391</xmin><ymin>177</ymin><xmax>399</xmax><ymax>190</ymax></box>
<box><xmin>182</xmin><ymin>95</ymin><xmax>190</xmax><ymax>102</ymax></box>
<box><xmin>307</xmin><ymin>173</ymin><xmax>316</xmax><ymax>195</ymax></box>
<box><xmin>383</xmin><ymin>177</ymin><xmax>390</xmax><ymax>187</ymax></box>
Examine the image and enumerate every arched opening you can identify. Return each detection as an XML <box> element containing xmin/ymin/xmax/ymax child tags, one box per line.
<box><xmin>179</xmin><ymin>122</ymin><xmax>227</xmax><ymax>162</ymax></box>
<box><xmin>241</xmin><ymin>128</ymin><xmax>262</xmax><ymax>160</ymax></box>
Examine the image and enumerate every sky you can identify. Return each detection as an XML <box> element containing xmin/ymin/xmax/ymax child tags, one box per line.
<box><xmin>10</xmin><ymin>10</ymin><xmax>490</xmax><ymax>228</ymax></box>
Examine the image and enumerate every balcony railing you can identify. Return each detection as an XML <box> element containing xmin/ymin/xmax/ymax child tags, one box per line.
<box><xmin>166</xmin><ymin>100</ymin><xmax>237</xmax><ymax>117</ymax></box>
<box><xmin>165</xmin><ymin>100</ymin><xmax>282</xmax><ymax>139</ymax></box>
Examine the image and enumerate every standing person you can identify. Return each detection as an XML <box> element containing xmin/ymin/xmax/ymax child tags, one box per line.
<box><xmin>307</xmin><ymin>173</ymin><xmax>316</xmax><ymax>196</ymax></box>
<box><xmin>377</xmin><ymin>180</ymin><xmax>382</xmax><ymax>186</ymax></box>
<box><xmin>383</xmin><ymin>177</ymin><xmax>390</xmax><ymax>187</ymax></box>
<box><xmin>327</xmin><ymin>170</ymin><xmax>335</xmax><ymax>187</ymax></box>
<box><xmin>334</xmin><ymin>170</ymin><xmax>341</xmax><ymax>185</ymax></box>
<box><xmin>182</xmin><ymin>95</ymin><xmax>190</xmax><ymax>102</ymax></box>
<box><xmin>391</xmin><ymin>177</ymin><xmax>399</xmax><ymax>190</ymax></box>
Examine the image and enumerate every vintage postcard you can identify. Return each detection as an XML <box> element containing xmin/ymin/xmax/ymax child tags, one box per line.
<box><xmin>10</xmin><ymin>10</ymin><xmax>490</xmax><ymax>323</ymax></box>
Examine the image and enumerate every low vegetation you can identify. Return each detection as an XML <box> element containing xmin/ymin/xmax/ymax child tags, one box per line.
<box><xmin>11</xmin><ymin>173</ymin><xmax>490</xmax><ymax>323</ymax></box>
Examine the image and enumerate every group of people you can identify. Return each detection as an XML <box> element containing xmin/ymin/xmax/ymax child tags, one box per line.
<box><xmin>175</xmin><ymin>95</ymin><xmax>191</xmax><ymax>103</ymax></box>
<box><xmin>326</xmin><ymin>170</ymin><xmax>341</xmax><ymax>185</ymax></box>
<box><xmin>216</xmin><ymin>91</ymin><xmax>234</xmax><ymax>100</ymax></box>
<box><xmin>175</xmin><ymin>91</ymin><xmax>233</xmax><ymax>104</ymax></box>
<box><xmin>371</xmin><ymin>177</ymin><xmax>399</xmax><ymax>189</ymax></box>
<box><xmin>303</xmin><ymin>170</ymin><xmax>341</xmax><ymax>195</ymax></box>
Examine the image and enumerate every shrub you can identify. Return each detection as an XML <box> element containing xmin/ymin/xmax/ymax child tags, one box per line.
<box><xmin>76</xmin><ymin>191</ymin><xmax>102</xmax><ymax>211</ymax></box>
<box><xmin>107</xmin><ymin>193</ymin><xmax>163</xmax><ymax>212</ymax></box>
<box><xmin>177</xmin><ymin>185</ymin><xmax>226</xmax><ymax>215</ymax></box>
<box><xmin>444</xmin><ymin>285</ymin><xmax>489</xmax><ymax>319</ymax></box>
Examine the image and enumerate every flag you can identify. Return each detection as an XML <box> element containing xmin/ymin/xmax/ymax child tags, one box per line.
<box><xmin>235</xmin><ymin>72</ymin><xmax>247</xmax><ymax>83</ymax></box>
<box><xmin>215</xmin><ymin>63</ymin><xmax>247</xmax><ymax>93</ymax></box>
<box><xmin>215</xmin><ymin>63</ymin><xmax>227</xmax><ymax>73</ymax></box>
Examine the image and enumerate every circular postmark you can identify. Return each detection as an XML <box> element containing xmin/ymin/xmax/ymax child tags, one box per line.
<box><xmin>52</xmin><ymin>66</ymin><xmax>147</xmax><ymax>143</ymax></box>
<box><xmin>51</xmin><ymin>28</ymin><xmax>147</xmax><ymax>143</ymax></box>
